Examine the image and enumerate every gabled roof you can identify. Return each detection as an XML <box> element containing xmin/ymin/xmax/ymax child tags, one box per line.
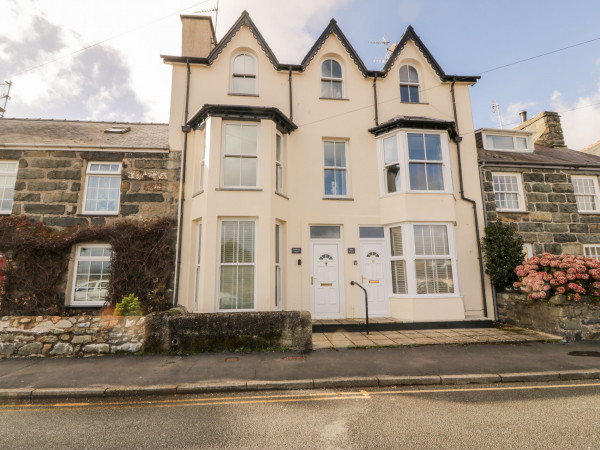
<box><xmin>300</xmin><ymin>18</ymin><xmax>373</xmax><ymax>77</ymax></box>
<box><xmin>0</xmin><ymin>118</ymin><xmax>169</xmax><ymax>150</ymax></box>
<box><xmin>187</xmin><ymin>104</ymin><xmax>297</xmax><ymax>134</ymax></box>
<box><xmin>477</xmin><ymin>143</ymin><xmax>600</xmax><ymax>169</ymax></box>
<box><xmin>162</xmin><ymin>11</ymin><xmax>478</xmax><ymax>82</ymax></box>
<box><xmin>381</xmin><ymin>26</ymin><xmax>479</xmax><ymax>82</ymax></box>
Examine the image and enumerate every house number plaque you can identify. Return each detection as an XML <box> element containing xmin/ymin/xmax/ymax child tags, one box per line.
<box><xmin>291</xmin><ymin>248</ymin><xmax>301</xmax><ymax>254</ymax></box>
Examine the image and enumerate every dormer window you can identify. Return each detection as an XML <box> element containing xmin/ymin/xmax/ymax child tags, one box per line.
<box><xmin>231</xmin><ymin>53</ymin><xmax>257</xmax><ymax>95</ymax></box>
<box><xmin>481</xmin><ymin>131</ymin><xmax>533</xmax><ymax>152</ymax></box>
<box><xmin>321</xmin><ymin>59</ymin><xmax>343</xmax><ymax>99</ymax></box>
<box><xmin>399</xmin><ymin>65</ymin><xmax>420</xmax><ymax>103</ymax></box>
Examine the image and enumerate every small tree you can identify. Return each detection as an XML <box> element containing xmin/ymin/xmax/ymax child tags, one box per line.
<box><xmin>481</xmin><ymin>222</ymin><xmax>524</xmax><ymax>289</ymax></box>
<box><xmin>114</xmin><ymin>293</ymin><xmax>143</xmax><ymax>316</ymax></box>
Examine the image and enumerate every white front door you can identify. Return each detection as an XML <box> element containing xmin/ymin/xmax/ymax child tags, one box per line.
<box><xmin>359</xmin><ymin>240</ymin><xmax>389</xmax><ymax>317</ymax></box>
<box><xmin>312</xmin><ymin>242</ymin><xmax>342</xmax><ymax>318</ymax></box>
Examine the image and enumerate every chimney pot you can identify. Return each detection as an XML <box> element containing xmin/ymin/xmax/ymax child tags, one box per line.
<box><xmin>519</xmin><ymin>110</ymin><xmax>527</xmax><ymax>123</ymax></box>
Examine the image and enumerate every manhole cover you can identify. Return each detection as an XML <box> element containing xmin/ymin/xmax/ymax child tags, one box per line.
<box><xmin>568</xmin><ymin>351</ymin><xmax>600</xmax><ymax>357</ymax></box>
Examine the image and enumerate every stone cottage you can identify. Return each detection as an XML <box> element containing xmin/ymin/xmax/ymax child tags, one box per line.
<box><xmin>0</xmin><ymin>118</ymin><xmax>179</xmax><ymax>308</ymax></box>
<box><xmin>478</xmin><ymin>111</ymin><xmax>600</xmax><ymax>258</ymax></box>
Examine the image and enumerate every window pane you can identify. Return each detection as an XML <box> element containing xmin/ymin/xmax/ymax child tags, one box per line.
<box><xmin>223</xmin><ymin>157</ymin><xmax>241</xmax><ymax>186</ymax></box>
<box><xmin>391</xmin><ymin>260</ymin><xmax>407</xmax><ymax>294</ymax></box>
<box><xmin>399</xmin><ymin>65</ymin><xmax>409</xmax><ymax>82</ymax></box>
<box><xmin>383</xmin><ymin>136</ymin><xmax>398</xmax><ymax>165</ymax></box>
<box><xmin>237</xmin><ymin>266</ymin><xmax>254</xmax><ymax>309</ymax></box>
<box><xmin>335</xmin><ymin>169</ymin><xmax>347</xmax><ymax>195</ymax></box>
<box><xmin>321</xmin><ymin>80</ymin><xmax>332</xmax><ymax>98</ymax></box>
<box><xmin>324</xmin><ymin>169</ymin><xmax>335</xmax><ymax>195</ymax></box>
<box><xmin>408</xmin><ymin>133</ymin><xmax>425</xmax><ymax>160</ymax></box>
<box><xmin>233</xmin><ymin>55</ymin><xmax>246</xmax><ymax>74</ymax></box>
<box><xmin>324</xmin><ymin>142</ymin><xmax>335</xmax><ymax>166</ymax></box>
<box><xmin>310</xmin><ymin>226</ymin><xmax>341</xmax><ymax>239</ymax></box>
<box><xmin>400</xmin><ymin>85</ymin><xmax>410</xmax><ymax>102</ymax></box>
<box><xmin>239</xmin><ymin>158</ymin><xmax>257</xmax><ymax>187</ymax></box>
<box><xmin>385</xmin><ymin>164</ymin><xmax>400</xmax><ymax>193</ymax></box>
<box><xmin>331</xmin><ymin>60</ymin><xmax>342</xmax><ymax>78</ymax></box>
<box><xmin>407</xmin><ymin>66</ymin><xmax>418</xmax><ymax>83</ymax></box>
<box><xmin>237</xmin><ymin>221</ymin><xmax>255</xmax><ymax>263</ymax></box>
<box><xmin>241</xmin><ymin>125</ymin><xmax>257</xmax><ymax>155</ymax></box>
<box><xmin>408</xmin><ymin>85</ymin><xmax>419</xmax><ymax>102</ymax></box>
<box><xmin>389</xmin><ymin>226</ymin><xmax>404</xmax><ymax>256</ymax></box>
<box><xmin>414</xmin><ymin>225</ymin><xmax>449</xmax><ymax>256</ymax></box>
<box><xmin>359</xmin><ymin>227</ymin><xmax>384</xmax><ymax>239</ymax></box>
<box><xmin>276</xmin><ymin>134</ymin><xmax>283</xmax><ymax>162</ymax></box>
<box><xmin>424</xmin><ymin>134</ymin><xmax>442</xmax><ymax>160</ymax></box>
<box><xmin>321</xmin><ymin>60</ymin><xmax>332</xmax><ymax>77</ymax></box>
<box><xmin>225</xmin><ymin>125</ymin><xmax>242</xmax><ymax>154</ymax></box>
<box><xmin>409</xmin><ymin>163</ymin><xmax>427</xmax><ymax>190</ymax></box>
<box><xmin>219</xmin><ymin>266</ymin><xmax>237</xmax><ymax>309</ymax></box>
<box><xmin>426</xmin><ymin>164</ymin><xmax>444</xmax><ymax>190</ymax></box>
<box><xmin>275</xmin><ymin>224</ymin><xmax>280</xmax><ymax>264</ymax></box>
<box><xmin>486</xmin><ymin>135</ymin><xmax>515</xmax><ymax>150</ymax></box>
<box><xmin>415</xmin><ymin>259</ymin><xmax>454</xmax><ymax>294</ymax></box>
<box><xmin>334</xmin><ymin>142</ymin><xmax>346</xmax><ymax>167</ymax></box>
<box><xmin>221</xmin><ymin>221</ymin><xmax>238</xmax><ymax>263</ymax></box>
<box><xmin>516</xmin><ymin>137</ymin><xmax>528</xmax><ymax>149</ymax></box>
<box><xmin>331</xmin><ymin>81</ymin><xmax>343</xmax><ymax>98</ymax></box>
<box><xmin>276</xmin><ymin>165</ymin><xmax>283</xmax><ymax>193</ymax></box>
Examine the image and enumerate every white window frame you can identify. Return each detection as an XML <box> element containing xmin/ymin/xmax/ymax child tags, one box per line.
<box><xmin>216</xmin><ymin>219</ymin><xmax>257</xmax><ymax>312</ymax></box>
<box><xmin>583</xmin><ymin>245</ymin><xmax>600</xmax><ymax>259</ymax></box>
<box><xmin>389</xmin><ymin>225</ymin><xmax>408</xmax><ymax>295</ymax></box>
<box><xmin>0</xmin><ymin>161</ymin><xmax>18</xmax><ymax>215</ymax></box>
<box><xmin>320</xmin><ymin>58</ymin><xmax>344</xmax><ymax>99</ymax></box>
<box><xmin>491</xmin><ymin>172</ymin><xmax>526</xmax><ymax>212</ymax></box>
<box><xmin>399</xmin><ymin>64</ymin><xmax>421</xmax><ymax>103</ymax></box>
<box><xmin>572</xmin><ymin>175</ymin><xmax>600</xmax><ymax>213</ymax></box>
<box><xmin>82</xmin><ymin>162</ymin><xmax>122</xmax><ymax>215</ymax></box>
<box><xmin>377</xmin><ymin>130</ymin><xmax>452</xmax><ymax>196</ymax></box>
<box><xmin>275</xmin><ymin>133</ymin><xmax>284</xmax><ymax>195</ymax></box>
<box><xmin>481</xmin><ymin>131</ymin><xmax>534</xmax><ymax>153</ymax></box>
<box><xmin>522</xmin><ymin>243</ymin><xmax>534</xmax><ymax>260</ymax></box>
<box><xmin>323</xmin><ymin>140</ymin><xmax>349</xmax><ymax>198</ymax></box>
<box><xmin>275</xmin><ymin>222</ymin><xmax>282</xmax><ymax>310</ymax></box>
<box><xmin>70</xmin><ymin>243</ymin><xmax>112</xmax><ymax>307</ymax></box>
<box><xmin>386</xmin><ymin>223</ymin><xmax>459</xmax><ymax>298</ymax></box>
<box><xmin>230</xmin><ymin>52</ymin><xmax>258</xmax><ymax>95</ymax></box>
<box><xmin>194</xmin><ymin>221</ymin><xmax>202</xmax><ymax>312</ymax></box>
<box><xmin>197</xmin><ymin>126</ymin><xmax>207</xmax><ymax>193</ymax></box>
<box><xmin>221</xmin><ymin>122</ymin><xmax>259</xmax><ymax>189</ymax></box>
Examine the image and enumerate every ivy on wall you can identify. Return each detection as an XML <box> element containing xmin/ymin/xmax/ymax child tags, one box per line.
<box><xmin>0</xmin><ymin>216</ymin><xmax>175</xmax><ymax>315</ymax></box>
<box><xmin>481</xmin><ymin>222</ymin><xmax>524</xmax><ymax>290</ymax></box>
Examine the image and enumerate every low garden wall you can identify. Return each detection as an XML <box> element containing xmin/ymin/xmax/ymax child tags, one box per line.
<box><xmin>144</xmin><ymin>311</ymin><xmax>313</xmax><ymax>354</ymax></box>
<box><xmin>0</xmin><ymin>315</ymin><xmax>145</xmax><ymax>357</ymax></box>
<box><xmin>497</xmin><ymin>293</ymin><xmax>600</xmax><ymax>341</ymax></box>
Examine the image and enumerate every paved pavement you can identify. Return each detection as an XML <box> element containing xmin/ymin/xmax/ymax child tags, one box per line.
<box><xmin>0</xmin><ymin>340</ymin><xmax>599</xmax><ymax>399</ymax></box>
<box><xmin>312</xmin><ymin>325</ymin><xmax>560</xmax><ymax>349</ymax></box>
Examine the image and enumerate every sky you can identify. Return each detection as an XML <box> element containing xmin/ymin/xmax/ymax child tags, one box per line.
<box><xmin>1</xmin><ymin>0</ymin><xmax>600</xmax><ymax>150</ymax></box>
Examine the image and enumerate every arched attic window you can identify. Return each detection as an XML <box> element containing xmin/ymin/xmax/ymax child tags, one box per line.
<box><xmin>321</xmin><ymin>59</ymin><xmax>343</xmax><ymax>99</ymax></box>
<box><xmin>399</xmin><ymin>65</ymin><xmax>420</xmax><ymax>103</ymax></box>
<box><xmin>231</xmin><ymin>53</ymin><xmax>257</xmax><ymax>95</ymax></box>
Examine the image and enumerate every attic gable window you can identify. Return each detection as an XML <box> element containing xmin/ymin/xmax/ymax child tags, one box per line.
<box><xmin>231</xmin><ymin>53</ymin><xmax>257</xmax><ymax>95</ymax></box>
<box><xmin>104</xmin><ymin>126</ymin><xmax>131</xmax><ymax>134</ymax></box>
<box><xmin>482</xmin><ymin>131</ymin><xmax>532</xmax><ymax>152</ymax></box>
<box><xmin>321</xmin><ymin>59</ymin><xmax>344</xmax><ymax>99</ymax></box>
<box><xmin>399</xmin><ymin>65</ymin><xmax>420</xmax><ymax>103</ymax></box>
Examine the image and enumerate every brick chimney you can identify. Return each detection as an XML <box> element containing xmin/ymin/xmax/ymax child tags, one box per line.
<box><xmin>181</xmin><ymin>15</ymin><xmax>216</xmax><ymax>58</ymax></box>
<box><xmin>515</xmin><ymin>111</ymin><xmax>567</xmax><ymax>149</ymax></box>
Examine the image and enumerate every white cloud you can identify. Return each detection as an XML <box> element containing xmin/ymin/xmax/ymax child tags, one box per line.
<box><xmin>505</xmin><ymin>101</ymin><xmax>537</xmax><ymax>127</ymax></box>
<box><xmin>0</xmin><ymin>0</ymin><xmax>353</xmax><ymax>122</ymax></box>
<box><xmin>551</xmin><ymin>84</ymin><xmax>600</xmax><ymax>150</ymax></box>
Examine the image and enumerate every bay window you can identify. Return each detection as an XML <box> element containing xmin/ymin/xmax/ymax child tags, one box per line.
<box><xmin>222</xmin><ymin>123</ymin><xmax>258</xmax><ymax>188</ymax></box>
<box><xmin>218</xmin><ymin>220</ymin><xmax>256</xmax><ymax>310</ymax></box>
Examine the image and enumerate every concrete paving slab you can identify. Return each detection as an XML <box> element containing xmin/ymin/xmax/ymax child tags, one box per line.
<box><xmin>32</xmin><ymin>386</ymin><xmax>107</xmax><ymax>398</ymax></box>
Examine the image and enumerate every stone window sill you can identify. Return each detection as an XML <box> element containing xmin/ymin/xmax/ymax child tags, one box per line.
<box><xmin>323</xmin><ymin>196</ymin><xmax>354</xmax><ymax>201</ymax></box>
<box><xmin>319</xmin><ymin>97</ymin><xmax>349</xmax><ymax>101</ymax></box>
<box><xmin>215</xmin><ymin>188</ymin><xmax>263</xmax><ymax>192</ymax></box>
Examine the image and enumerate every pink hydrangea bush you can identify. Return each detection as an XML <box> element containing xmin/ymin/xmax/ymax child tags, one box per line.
<box><xmin>514</xmin><ymin>253</ymin><xmax>600</xmax><ymax>302</ymax></box>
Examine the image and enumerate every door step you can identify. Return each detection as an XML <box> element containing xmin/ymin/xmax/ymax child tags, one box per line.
<box><xmin>312</xmin><ymin>319</ymin><xmax>495</xmax><ymax>333</ymax></box>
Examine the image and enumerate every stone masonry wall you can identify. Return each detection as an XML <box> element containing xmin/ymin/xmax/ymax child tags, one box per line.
<box><xmin>0</xmin><ymin>315</ymin><xmax>145</xmax><ymax>357</ymax></box>
<box><xmin>497</xmin><ymin>292</ymin><xmax>600</xmax><ymax>341</ymax></box>
<box><xmin>482</xmin><ymin>167</ymin><xmax>600</xmax><ymax>255</ymax></box>
<box><xmin>1</xmin><ymin>149</ymin><xmax>180</xmax><ymax>227</ymax></box>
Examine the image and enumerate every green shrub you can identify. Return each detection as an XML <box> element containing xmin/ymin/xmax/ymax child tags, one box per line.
<box><xmin>114</xmin><ymin>293</ymin><xmax>143</xmax><ymax>316</ymax></box>
<box><xmin>481</xmin><ymin>222</ymin><xmax>524</xmax><ymax>289</ymax></box>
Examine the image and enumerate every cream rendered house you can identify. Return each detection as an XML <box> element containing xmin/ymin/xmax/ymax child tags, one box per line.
<box><xmin>163</xmin><ymin>11</ymin><xmax>493</xmax><ymax>322</ymax></box>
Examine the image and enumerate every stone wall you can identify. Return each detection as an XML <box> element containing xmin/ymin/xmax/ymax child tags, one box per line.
<box><xmin>482</xmin><ymin>167</ymin><xmax>600</xmax><ymax>255</ymax></box>
<box><xmin>0</xmin><ymin>315</ymin><xmax>145</xmax><ymax>357</ymax></box>
<box><xmin>497</xmin><ymin>292</ymin><xmax>600</xmax><ymax>341</ymax></box>
<box><xmin>516</xmin><ymin>111</ymin><xmax>567</xmax><ymax>149</ymax></box>
<box><xmin>144</xmin><ymin>311</ymin><xmax>313</xmax><ymax>353</ymax></box>
<box><xmin>1</xmin><ymin>149</ymin><xmax>180</xmax><ymax>227</ymax></box>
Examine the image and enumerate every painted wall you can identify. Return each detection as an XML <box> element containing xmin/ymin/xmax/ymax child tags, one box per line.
<box><xmin>168</xmin><ymin>22</ymin><xmax>492</xmax><ymax>321</ymax></box>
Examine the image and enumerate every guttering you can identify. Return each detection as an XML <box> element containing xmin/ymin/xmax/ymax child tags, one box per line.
<box><xmin>372</xmin><ymin>73</ymin><xmax>379</xmax><ymax>126</ymax></box>
<box><xmin>173</xmin><ymin>59</ymin><xmax>192</xmax><ymax>308</ymax></box>
<box><xmin>0</xmin><ymin>144</ymin><xmax>169</xmax><ymax>152</ymax></box>
<box><xmin>450</xmin><ymin>78</ymin><xmax>488</xmax><ymax>319</ymax></box>
<box><xmin>480</xmin><ymin>161</ymin><xmax>600</xmax><ymax>170</ymax></box>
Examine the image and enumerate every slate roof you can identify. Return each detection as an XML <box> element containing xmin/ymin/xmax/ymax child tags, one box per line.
<box><xmin>478</xmin><ymin>143</ymin><xmax>600</xmax><ymax>168</ymax></box>
<box><xmin>0</xmin><ymin>118</ymin><xmax>169</xmax><ymax>150</ymax></box>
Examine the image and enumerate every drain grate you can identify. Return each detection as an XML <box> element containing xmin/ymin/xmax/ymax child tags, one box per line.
<box><xmin>568</xmin><ymin>351</ymin><xmax>600</xmax><ymax>357</ymax></box>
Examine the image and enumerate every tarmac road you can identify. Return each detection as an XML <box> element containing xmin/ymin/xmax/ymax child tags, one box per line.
<box><xmin>1</xmin><ymin>380</ymin><xmax>599</xmax><ymax>449</ymax></box>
